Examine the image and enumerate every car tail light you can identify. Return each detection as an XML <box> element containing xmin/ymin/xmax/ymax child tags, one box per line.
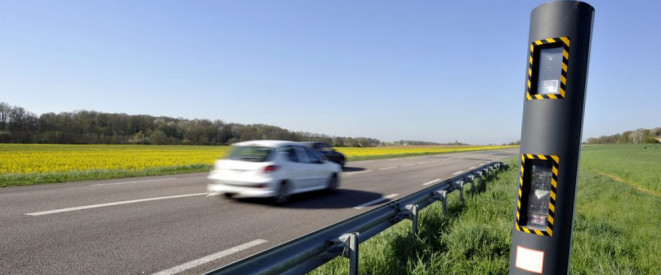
<box><xmin>263</xmin><ymin>165</ymin><xmax>279</xmax><ymax>173</ymax></box>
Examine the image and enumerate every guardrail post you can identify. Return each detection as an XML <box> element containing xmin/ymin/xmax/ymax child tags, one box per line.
<box><xmin>433</xmin><ymin>190</ymin><xmax>449</xmax><ymax>215</ymax></box>
<box><xmin>404</xmin><ymin>204</ymin><xmax>419</xmax><ymax>235</ymax></box>
<box><xmin>465</xmin><ymin>175</ymin><xmax>476</xmax><ymax>197</ymax></box>
<box><xmin>455</xmin><ymin>180</ymin><xmax>465</xmax><ymax>202</ymax></box>
<box><xmin>340</xmin><ymin>232</ymin><xmax>360</xmax><ymax>275</ymax></box>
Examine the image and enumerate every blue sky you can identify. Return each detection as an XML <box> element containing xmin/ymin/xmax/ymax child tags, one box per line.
<box><xmin>1</xmin><ymin>1</ymin><xmax>659</xmax><ymax>144</ymax></box>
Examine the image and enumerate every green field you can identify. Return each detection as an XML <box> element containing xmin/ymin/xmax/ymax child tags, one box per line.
<box><xmin>580</xmin><ymin>144</ymin><xmax>661</xmax><ymax>195</ymax></box>
<box><xmin>309</xmin><ymin>144</ymin><xmax>661</xmax><ymax>274</ymax></box>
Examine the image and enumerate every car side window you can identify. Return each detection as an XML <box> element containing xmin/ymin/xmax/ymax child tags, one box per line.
<box><xmin>281</xmin><ymin>146</ymin><xmax>301</xmax><ymax>163</ymax></box>
<box><xmin>294</xmin><ymin>146</ymin><xmax>310</xmax><ymax>163</ymax></box>
<box><xmin>303</xmin><ymin>146</ymin><xmax>322</xmax><ymax>164</ymax></box>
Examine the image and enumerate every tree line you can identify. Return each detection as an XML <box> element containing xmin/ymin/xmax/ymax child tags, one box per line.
<box><xmin>0</xmin><ymin>102</ymin><xmax>382</xmax><ymax>146</ymax></box>
<box><xmin>395</xmin><ymin>140</ymin><xmax>466</xmax><ymax>146</ymax></box>
<box><xmin>585</xmin><ymin>127</ymin><xmax>661</xmax><ymax>144</ymax></box>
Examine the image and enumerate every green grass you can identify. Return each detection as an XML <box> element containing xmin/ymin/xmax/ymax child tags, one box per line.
<box><xmin>580</xmin><ymin>144</ymin><xmax>661</xmax><ymax>194</ymax></box>
<box><xmin>571</xmin><ymin>148</ymin><xmax>661</xmax><ymax>273</ymax></box>
<box><xmin>309</xmin><ymin>144</ymin><xmax>661</xmax><ymax>274</ymax></box>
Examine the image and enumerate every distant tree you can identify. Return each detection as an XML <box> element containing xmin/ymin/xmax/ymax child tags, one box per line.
<box><xmin>0</xmin><ymin>102</ymin><xmax>10</xmax><ymax>130</ymax></box>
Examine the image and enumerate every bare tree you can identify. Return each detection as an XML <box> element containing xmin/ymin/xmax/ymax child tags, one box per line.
<box><xmin>0</xmin><ymin>102</ymin><xmax>10</xmax><ymax>130</ymax></box>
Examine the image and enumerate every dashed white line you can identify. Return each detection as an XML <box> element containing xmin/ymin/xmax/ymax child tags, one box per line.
<box><xmin>469</xmin><ymin>166</ymin><xmax>476</xmax><ymax>170</ymax></box>
<box><xmin>452</xmin><ymin>171</ymin><xmax>464</xmax><ymax>175</ymax></box>
<box><xmin>345</xmin><ymin>170</ymin><xmax>372</xmax><ymax>176</ymax></box>
<box><xmin>152</xmin><ymin>239</ymin><xmax>268</xmax><ymax>275</ymax></box>
<box><xmin>26</xmin><ymin>193</ymin><xmax>210</xmax><ymax>216</ymax></box>
<box><xmin>379</xmin><ymin>166</ymin><xmax>396</xmax><ymax>170</ymax></box>
<box><xmin>92</xmin><ymin>178</ymin><xmax>176</xmax><ymax>186</ymax></box>
<box><xmin>422</xmin><ymin>178</ymin><xmax>442</xmax><ymax>186</ymax></box>
<box><xmin>402</xmin><ymin>164</ymin><xmax>416</xmax><ymax>167</ymax></box>
<box><xmin>417</xmin><ymin>162</ymin><xmax>428</xmax><ymax>165</ymax></box>
<box><xmin>354</xmin><ymin>194</ymin><xmax>398</xmax><ymax>209</ymax></box>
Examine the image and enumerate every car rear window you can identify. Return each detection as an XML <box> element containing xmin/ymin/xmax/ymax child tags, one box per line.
<box><xmin>228</xmin><ymin>146</ymin><xmax>274</xmax><ymax>162</ymax></box>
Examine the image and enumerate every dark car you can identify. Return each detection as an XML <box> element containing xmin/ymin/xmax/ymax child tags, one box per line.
<box><xmin>304</xmin><ymin>142</ymin><xmax>346</xmax><ymax>168</ymax></box>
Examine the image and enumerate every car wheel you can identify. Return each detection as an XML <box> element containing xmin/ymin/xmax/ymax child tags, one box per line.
<box><xmin>273</xmin><ymin>181</ymin><xmax>291</xmax><ymax>205</ymax></box>
<box><xmin>339</xmin><ymin>158</ymin><xmax>346</xmax><ymax>169</ymax></box>
<box><xmin>326</xmin><ymin>174</ymin><xmax>339</xmax><ymax>193</ymax></box>
<box><xmin>223</xmin><ymin>193</ymin><xmax>235</xmax><ymax>199</ymax></box>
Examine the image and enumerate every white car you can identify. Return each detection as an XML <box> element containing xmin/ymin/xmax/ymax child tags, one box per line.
<box><xmin>207</xmin><ymin>140</ymin><xmax>342</xmax><ymax>204</ymax></box>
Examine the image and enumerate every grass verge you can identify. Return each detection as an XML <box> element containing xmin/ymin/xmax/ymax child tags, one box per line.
<box><xmin>309</xmin><ymin>152</ymin><xmax>661</xmax><ymax>274</ymax></box>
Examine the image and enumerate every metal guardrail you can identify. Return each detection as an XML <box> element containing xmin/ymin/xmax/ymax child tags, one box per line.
<box><xmin>206</xmin><ymin>161</ymin><xmax>508</xmax><ymax>275</ymax></box>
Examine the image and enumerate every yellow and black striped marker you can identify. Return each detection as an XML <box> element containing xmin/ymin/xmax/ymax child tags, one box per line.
<box><xmin>526</xmin><ymin>37</ymin><xmax>570</xmax><ymax>100</ymax></box>
<box><xmin>515</xmin><ymin>154</ymin><xmax>559</xmax><ymax>236</ymax></box>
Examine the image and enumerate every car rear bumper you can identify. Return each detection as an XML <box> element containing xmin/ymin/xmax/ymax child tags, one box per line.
<box><xmin>207</xmin><ymin>179</ymin><xmax>277</xmax><ymax>198</ymax></box>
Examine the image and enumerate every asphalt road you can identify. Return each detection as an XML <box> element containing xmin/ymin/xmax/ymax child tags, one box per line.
<box><xmin>0</xmin><ymin>148</ymin><xmax>517</xmax><ymax>275</ymax></box>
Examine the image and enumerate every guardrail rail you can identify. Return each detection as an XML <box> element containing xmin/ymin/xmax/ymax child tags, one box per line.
<box><xmin>206</xmin><ymin>161</ymin><xmax>508</xmax><ymax>275</ymax></box>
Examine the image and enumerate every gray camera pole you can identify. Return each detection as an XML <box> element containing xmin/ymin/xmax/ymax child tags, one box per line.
<box><xmin>509</xmin><ymin>1</ymin><xmax>594</xmax><ymax>274</ymax></box>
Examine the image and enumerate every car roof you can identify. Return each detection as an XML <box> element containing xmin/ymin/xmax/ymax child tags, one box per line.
<box><xmin>232</xmin><ymin>140</ymin><xmax>302</xmax><ymax>148</ymax></box>
<box><xmin>302</xmin><ymin>141</ymin><xmax>327</xmax><ymax>145</ymax></box>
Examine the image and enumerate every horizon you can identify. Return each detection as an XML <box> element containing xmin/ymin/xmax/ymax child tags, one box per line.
<box><xmin>3</xmin><ymin>100</ymin><xmax>657</xmax><ymax>145</ymax></box>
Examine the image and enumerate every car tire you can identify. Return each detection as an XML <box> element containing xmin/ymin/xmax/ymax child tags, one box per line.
<box><xmin>272</xmin><ymin>181</ymin><xmax>291</xmax><ymax>205</ymax></box>
<box><xmin>339</xmin><ymin>158</ymin><xmax>346</xmax><ymax>169</ymax></box>
<box><xmin>326</xmin><ymin>174</ymin><xmax>339</xmax><ymax>193</ymax></box>
<box><xmin>223</xmin><ymin>193</ymin><xmax>235</xmax><ymax>199</ymax></box>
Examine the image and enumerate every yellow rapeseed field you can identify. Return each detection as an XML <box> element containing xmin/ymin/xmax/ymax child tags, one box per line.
<box><xmin>0</xmin><ymin>144</ymin><xmax>230</xmax><ymax>174</ymax></box>
<box><xmin>336</xmin><ymin>145</ymin><xmax>516</xmax><ymax>158</ymax></box>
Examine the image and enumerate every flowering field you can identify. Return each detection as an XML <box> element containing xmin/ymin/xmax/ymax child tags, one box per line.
<box><xmin>0</xmin><ymin>144</ymin><xmax>230</xmax><ymax>174</ymax></box>
<box><xmin>0</xmin><ymin>144</ymin><xmax>516</xmax><ymax>186</ymax></box>
<box><xmin>336</xmin><ymin>145</ymin><xmax>516</xmax><ymax>159</ymax></box>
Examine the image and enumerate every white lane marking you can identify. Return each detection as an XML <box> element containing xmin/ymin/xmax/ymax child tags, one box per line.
<box><xmin>431</xmin><ymin>161</ymin><xmax>439</xmax><ymax>163</ymax></box>
<box><xmin>379</xmin><ymin>166</ymin><xmax>397</xmax><ymax>170</ymax></box>
<box><xmin>345</xmin><ymin>170</ymin><xmax>372</xmax><ymax>176</ymax></box>
<box><xmin>402</xmin><ymin>164</ymin><xmax>416</xmax><ymax>167</ymax></box>
<box><xmin>26</xmin><ymin>193</ymin><xmax>210</xmax><ymax>216</ymax></box>
<box><xmin>469</xmin><ymin>166</ymin><xmax>476</xmax><ymax>170</ymax></box>
<box><xmin>354</xmin><ymin>194</ymin><xmax>398</xmax><ymax>209</ymax></box>
<box><xmin>152</xmin><ymin>239</ymin><xmax>268</xmax><ymax>275</ymax></box>
<box><xmin>422</xmin><ymin>178</ymin><xmax>442</xmax><ymax>186</ymax></box>
<box><xmin>453</xmin><ymin>171</ymin><xmax>464</xmax><ymax>175</ymax></box>
<box><xmin>92</xmin><ymin>178</ymin><xmax>176</xmax><ymax>186</ymax></box>
<box><xmin>417</xmin><ymin>162</ymin><xmax>428</xmax><ymax>165</ymax></box>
